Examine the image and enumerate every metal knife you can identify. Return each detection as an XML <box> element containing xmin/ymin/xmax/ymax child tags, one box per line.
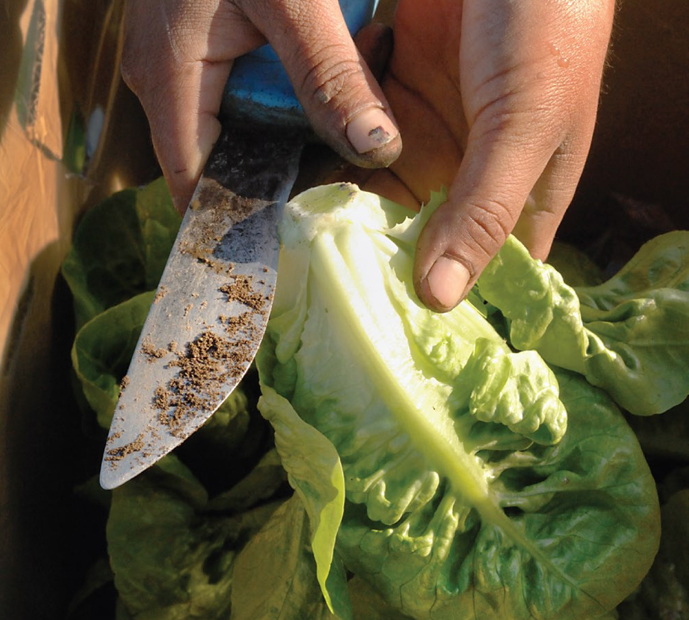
<box><xmin>100</xmin><ymin>0</ymin><xmax>379</xmax><ymax>489</ymax></box>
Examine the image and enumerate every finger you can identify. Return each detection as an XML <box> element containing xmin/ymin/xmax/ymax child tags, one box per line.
<box><xmin>321</xmin><ymin>22</ymin><xmax>395</xmax><ymax>185</ymax></box>
<box><xmin>414</xmin><ymin>117</ymin><xmax>561</xmax><ymax>312</ymax></box>
<box><xmin>120</xmin><ymin>0</ymin><xmax>264</xmax><ymax>212</ymax></box>
<box><xmin>511</xmin><ymin>131</ymin><xmax>594</xmax><ymax>260</ymax></box>
<box><xmin>353</xmin><ymin>22</ymin><xmax>394</xmax><ymax>82</ymax></box>
<box><xmin>235</xmin><ymin>0</ymin><xmax>402</xmax><ymax>169</ymax></box>
<box><xmin>413</xmin><ymin>0</ymin><xmax>614</xmax><ymax>314</ymax></box>
<box><xmin>140</xmin><ymin>60</ymin><xmax>231</xmax><ymax>213</ymax></box>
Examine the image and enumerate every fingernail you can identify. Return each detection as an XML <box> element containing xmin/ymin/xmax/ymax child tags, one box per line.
<box><xmin>346</xmin><ymin>108</ymin><xmax>398</xmax><ymax>154</ymax></box>
<box><xmin>426</xmin><ymin>257</ymin><xmax>470</xmax><ymax>310</ymax></box>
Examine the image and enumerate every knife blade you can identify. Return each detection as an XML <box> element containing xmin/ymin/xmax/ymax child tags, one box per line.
<box><xmin>99</xmin><ymin>0</ymin><xmax>379</xmax><ymax>490</ymax></box>
<box><xmin>99</xmin><ymin>126</ymin><xmax>302</xmax><ymax>489</ymax></box>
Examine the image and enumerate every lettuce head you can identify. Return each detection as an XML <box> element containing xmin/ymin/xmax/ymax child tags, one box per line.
<box><xmin>256</xmin><ymin>183</ymin><xmax>663</xmax><ymax>620</ymax></box>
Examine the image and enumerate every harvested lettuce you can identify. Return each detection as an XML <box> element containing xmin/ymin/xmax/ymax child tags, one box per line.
<box><xmin>257</xmin><ymin>183</ymin><xmax>662</xmax><ymax>619</ymax></box>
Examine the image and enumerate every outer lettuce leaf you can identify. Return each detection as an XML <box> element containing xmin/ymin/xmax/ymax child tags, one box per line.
<box><xmin>71</xmin><ymin>290</ymin><xmax>252</xmax><ymax>445</ymax></box>
<box><xmin>107</xmin><ymin>457</ymin><xmax>281</xmax><ymax>620</ymax></box>
<box><xmin>478</xmin><ymin>233</ymin><xmax>689</xmax><ymax>415</ymax></box>
<box><xmin>231</xmin><ymin>496</ymin><xmax>341</xmax><ymax>620</ymax></box>
<box><xmin>206</xmin><ymin>449</ymin><xmax>287</xmax><ymax>514</ymax></box>
<box><xmin>72</xmin><ymin>291</ymin><xmax>155</xmax><ymax>428</ymax></box>
<box><xmin>347</xmin><ymin>577</ymin><xmax>415</xmax><ymax>620</ymax></box>
<box><xmin>257</xmin><ymin>184</ymin><xmax>660</xmax><ymax>620</ymax></box>
<box><xmin>61</xmin><ymin>177</ymin><xmax>180</xmax><ymax>328</ymax></box>
<box><xmin>616</xmin><ymin>486</ymin><xmax>689</xmax><ymax>619</ymax></box>
<box><xmin>257</xmin><ymin>384</ymin><xmax>349</xmax><ymax>618</ymax></box>
<box><xmin>626</xmin><ymin>398</ymin><xmax>689</xmax><ymax>461</ymax></box>
<box><xmin>546</xmin><ymin>241</ymin><xmax>605</xmax><ymax>287</ymax></box>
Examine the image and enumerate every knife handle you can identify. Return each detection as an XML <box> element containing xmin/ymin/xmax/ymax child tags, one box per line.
<box><xmin>221</xmin><ymin>0</ymin><xmax>379</xmax><ymax>129</ymax></box>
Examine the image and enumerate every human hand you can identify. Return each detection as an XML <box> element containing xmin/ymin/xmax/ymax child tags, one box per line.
<box><xmin>358</xmin><ymin>0</ymin><xmax>615</xmax><ymax>311</ymax></box>
<box><xmin>120</xmin><ymin>0</ymin><xmax>402</xmax><ymax>212</ymax></box>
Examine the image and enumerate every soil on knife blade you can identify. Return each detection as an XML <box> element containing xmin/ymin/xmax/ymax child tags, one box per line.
<box><xmin>152</xmin><ymin>272</ymin><xmax>271</xmax><ymax>438</ymax></box>
<box><xmin>105</xmin><ymin>201</ymin><xmax>274</xmax><ymax>462</ymax></box>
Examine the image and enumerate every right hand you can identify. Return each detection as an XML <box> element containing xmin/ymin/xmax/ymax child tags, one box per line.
<box><xmin>120</xmin><ymin>0</ymin><xmax>402</xmax><ymax>212</ymax></box>
<box><xmin>357</xmin><ymin>0</ymin><xmax>615</xmax><ymax>312</ymax></box>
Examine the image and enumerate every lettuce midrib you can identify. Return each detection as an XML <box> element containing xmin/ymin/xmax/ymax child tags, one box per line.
<box><xmin>308</xmin><ymin>228</ymin><xmax>594</xmax><ymax>600</ymax></box>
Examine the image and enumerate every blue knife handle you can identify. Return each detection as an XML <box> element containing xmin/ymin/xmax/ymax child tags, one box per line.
<box><xmin>221</xmin><ymin>0</ymin><xmax>379</xmax><ymax>128</ymax></box>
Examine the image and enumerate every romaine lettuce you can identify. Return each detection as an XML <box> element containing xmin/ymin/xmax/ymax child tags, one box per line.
<box><xmin>257</xmin><ymin>184</ymin><xmax>662</xmax><ymax>619</ymax></box>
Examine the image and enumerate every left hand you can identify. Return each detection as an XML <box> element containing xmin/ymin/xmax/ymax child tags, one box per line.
<box><xmin>356</xmin><ymin>0</ymin><xmax>615</xmax><ymax>311</ymax></box>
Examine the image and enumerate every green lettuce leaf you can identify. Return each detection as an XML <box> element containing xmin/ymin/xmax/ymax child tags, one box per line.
<box><xmin>626</xmin><ymin>398</ymin><xmax>689</xmax><ymax>461</ymax></box>
<box><xmin>206</xmin><ymin>449</ymin><xmax>287</xmax><ymax>514</ymax></box>
<box><xmin>231</xmin><ymin>496</ymin><xmax>342</xmax><ymax>620</ymax></box>
<box><xmin>546</xmin><ymin>241</ymin><xmax>605</xmax><ymax>287</ymax></box>
<box><xmin>256</xmin><ymin>183</ymin><xmax>660</xmax><ymax>620</ymax></box>
<box><xmin>347</xmin><ymin>577</ymin><xmax>415</xmax><ymax>620</ymax></box>
<box><xmin>337</xmin><ymin>370</ymin><xmax>659</xmax><ymax>620</ymax></box>
<box><xmin>616</xmin><ymin>487</ymin><xmax>689</xmax><ymax>619</ymax></box>
<box><xmin>256</xmin><ymin>384</ymin><xmax>349</xmax><ymax>618</ymax></box>
<box><xmin>478</xmin><ymin>232</ymin><xmax>689</xmax><ymax>415</ymax></box>
<box><xmin>62</xmin><ymin>177</ymin><xmax>180</xmax><ymax>328</ymax></box>
<box><xmin>107</xmin><ymin>456</ymin><xmax>281</xmax><ymax>620</ymax></box>
<box><xmin>71</xmin><ymin>290</ymin><xmax>252</xmax><ymax>441</ymax></box>
<box><xmin>72</xmin><ymin>291</ymin><xmax>155</xmax><ymax>428</ymax></box>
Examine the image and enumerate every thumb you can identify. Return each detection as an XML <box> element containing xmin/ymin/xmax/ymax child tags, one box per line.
<box><xmin>237</xmin><ymin>0</ymin><xmax>402</xmax><ymax>168</ymax></box>
<box><xmin>413</xmin><ymin>123</ymin><xmax>562</xmax><ymax>312</ymax></box>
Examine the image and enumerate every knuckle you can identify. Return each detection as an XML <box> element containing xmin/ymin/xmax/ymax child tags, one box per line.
<box><xmin>120</xmin><ymin>2</ymin><xmax>199</xmax><ymax>94</ymax></box>
<box><xmin>120</xmin><ymin>45</ymin><xmax>170</xmax><ymax>101</ymax></box>
<box><xmin>460</xmin><ymin>199</ymin><xmax>514</xmax><ymax>262</ymax></box>
<box><xmin>473</xmin><ymin>81</ymin><xmax>573</xmax><ymax>152</ymax></box>
<box><xmin>120</xmin><ymin>23</ymin><xmax>163</xmax><ymax>94</ymax></box>
<box><xmin>299</xmin><ymin>45</ymin><xmax>363</xmax><ymax>108</ymax></box>
<box><xmin>482</xmin><ymin>106</ymin><xmax>560</xmax><ymax>154</ymax></box>
<box><xmin>120</xmin><ymin>45</ymin><xmax>145</xmax><ymax>93</ymax></box>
